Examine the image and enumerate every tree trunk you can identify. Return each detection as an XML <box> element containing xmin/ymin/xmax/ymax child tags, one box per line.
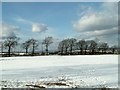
<box><xmin>113</xmin><ymin>49</ymin><xmax>115</xmax><ymax>54</ymax></box>
<box><xmin>80</xmin><ymin>45</ymin><xmax>83</xmax><ymax>55</ymax></box>
<box><xmin>46</xmin><ymin>44</ymin><xmax>48</xmax><ymax>55</ymax></box>
<box><xmin>65</xmin><ymin>47</ymin><xmax>68</xmax><ymax>54</ymax></box>
<box><xmin>1</xmin><ymin>44</ymin><xmax>3</xmax><ymax>53</ymax></box>
<box><xmin>85</xmin><ymin>49</ymin><xmax>86</xmax><ymax>55</ymax></box>
<box><xmin>26</xmin><ymin>48</ymin><xmax>28</xmax><ymax>54</ymax></box>
<box><xmin>102</xmin><ymin>49</ymin><xmax>104</xmax><ymax>53</ymax></box>
<box><xmin>32</xmin><ymin>45</ymin><xmax>35</xmax><ymax>56</ymax></box>
<box><xmin>8</xmin><ymin>46</ymin><xmax>11</xmax><ymax>57</ymax></box>
<box><xmin>92</xmin><ymin>49</ymin><xmax>94</xmax><ymax>54</ymax></box>
<box><xmin>70</xmin><ymin>45</ymin><xmax>73</xmax><ymax>54</ymax></box>
<box><xmin>42</xmin><ymin>44</ymin><xmax>43</xmax><ymax>53</ymax></box>
<box><xmin>98</xmin><ymin>48</ymin><xmax>100</xmax><ymax>54</ymax></box>
<box><xmin>104</xmin><ymin>49</ymin><xmax>106</xmax><ymax>53</ymax></box>
<box><xmin>79</xmin><ymin>48</ymin><xmax>81</xmax><ymax>55</ymax></box>
<box><xmin>61</xmin><ymin>47</ymin><xmax>63</xmax><ymax>54</ymax></box>
<box><xmin>80</xmin><ymin>48</ymin><xmax>82</xmax><ymax>55</ymax></box>
<box><xmin>85</xmin><ymin>46</ymin><xmax>87</xmax><ymax>55</ymax></box>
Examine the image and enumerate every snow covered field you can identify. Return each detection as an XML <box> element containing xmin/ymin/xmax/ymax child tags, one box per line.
<box><xmin>0</xmin><ymin>55</ymin><xmax>118</xmax><ymax>88</ymax></box>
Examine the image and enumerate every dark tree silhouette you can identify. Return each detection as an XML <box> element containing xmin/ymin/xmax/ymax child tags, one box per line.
<box><xmin>58</xmin><ymin>40</ymin><xmax>65</xmax><ymax>54</ymax></box>
<box><xmin>58</xmin><ymin>38</ymin><xmax>75</xmax><ymax>55</ymax></box>
<box><xmin>110</xmin><ymin>45</ymin><xmax>118</xmax><ymax>54</ymax></box>
<box><xmin>0</xmin><ymin>42</ymin><xmax>3</xmax><ymax>53</ymax></box>
<box><xmin>63</xmin><ymin>39</ymin><xmax>70</xmax><ymax>54</ymax></box>
<box><xmin>28</xmin><ymin>39</ymin><xmax>38</xmax><ymax>55</ymax></box>
<box><xmin>42</xmin><ymin>37</ymin><xmax>53</xmax><ymax>55</ymax></box>
<box><xmin>3</xmin><ymin>36</ymin><xmax>19</xmax><ymax>57</ymax></box>
<box><xmin>77</xmin><ymin>40</ymin><xmax>85</xmax><ymax>55</ymax></box>
<box><xmin>22</xmin><ymin>40</ymin><xmax>31</xmax><ymax>55</ymax></box>
<box><xmin>84</xmin><ymin>40</ymin><xmax>90</xmax><ymax>55</ymax></box>
<box><xmin>89</xmin><ymin>40</ymin><xmax>97</xmax><ymax>54</ymax></box>
<box><xmin>69</xmin><ymin>38</ymin><xmax>76</xmax><ymax>54</ymax></box>
<box><xmin>99</xmin><ymin>42</ymin><xmax>109</xmax><ymax>53</ymax></box>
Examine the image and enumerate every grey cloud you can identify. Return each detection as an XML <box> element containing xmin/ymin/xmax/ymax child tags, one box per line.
<box><xmin>0</xmin><ymin>23</ymin><xmax>20</xmax><ymax>38</ymax></box>
<box><xmin>73</xmin><ymin>3</ymin><xmax>118</xmax><ymax>32</ymax></box>
<box><xmin>84</xmin><ymin>27</ymin><xmax>118</xmax><ymax>37</ymax></box>
<box><xmin>73</xmin><ymin>2</ymin><xmax>118</xmax><ymax>46</ymax></box>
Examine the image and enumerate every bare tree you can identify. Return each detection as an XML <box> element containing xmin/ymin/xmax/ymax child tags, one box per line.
<box><xmin>58</xmin><ymin>39</ymin><xmax>72</xmax><ymax>55</ymax></box>
<box><xmin>84</xmin><ymin>40</ymin><xmax>91</xmax><ymax>55</ymax></box>
<box><xmin>99</xmin><ymin>42</ymin><xmax>109</xmax><ymax>53</ymax></box>
<box><xmin>110</xmin><ymin>45</ymin><xmax>117</xmax><ymax>54</ymax></box>
<box><xmin>63</xmin><ymin>39</ymin><xmax>70</xmax><ymax>54</ymax></box>
<box><xmin>58</xmin><ymin>40</ymin><xmax>64</xmax><ymax>54</ymax></box>
<box><xmin>77</xmin><ymin>40</ymin><xmax>85</xmax><ymax>55</ymax></box>
<box><xmin>28</xmin><ymin>39</ymin><xmax>39</xmax><ymax>55</ymax></box>
<box><xmin>89</xmin><ymin>40</ymin><xmax>97</xmax><ymax>54</ymax></box>
<box><xmin>3</xmin><ymin>36</ymin><xmax>19</xmax><ymax>57</ymax></box>
<box><xmin>0</xmin><ymin>41</ymin><xmax>3</xmax><ymax>53</ymax></box>
<box><xmin>69</xmin><ymin>38</ymin><xmax>76</xmax><ymax>54</ymax></box>
<box><xmin>0</xmin><ymin>41</ymin><xmax>3</xmax><ymax>57</ymax></box>
<box><xmin>42</xmin><ymin>37</ymin><xmax>53</xmax><ymax>55</ymax></box>
<box><xmin>22</xmin><ymin>40</ymin><xmax>31</xmax><ymax>55</ymax></box>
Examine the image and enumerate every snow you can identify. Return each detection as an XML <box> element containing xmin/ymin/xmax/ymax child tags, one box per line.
<box><xmin>0</xmin><ymin>55</ymin><xmax>118</xmax><ymax>88</ymax></box>
<box><xmin>0</xmin><ymin>55</ymin><xmax>118</xmax><ymax>70</ymax></box>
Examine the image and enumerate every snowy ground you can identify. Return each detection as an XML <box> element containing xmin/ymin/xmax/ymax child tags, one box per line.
<box><xmin>0</xmin><ymin>55</ymin><xmax>118</xmax><ymax>88</ymax></box>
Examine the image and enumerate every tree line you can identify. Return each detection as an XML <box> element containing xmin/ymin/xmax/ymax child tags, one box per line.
<box><xmin>1</xmin><ymin>36</ymin><xmax>119</xmax><ymax>57</ymax></box>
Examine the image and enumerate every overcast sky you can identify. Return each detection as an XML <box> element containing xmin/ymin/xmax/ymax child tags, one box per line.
<box><xmin>0</xmin><ymin>2</ymin><xmax>119</xmax><ymax>51</ymax></box>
